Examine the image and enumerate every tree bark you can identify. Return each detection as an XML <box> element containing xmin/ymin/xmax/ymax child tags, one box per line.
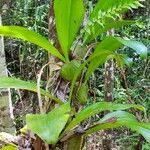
<box><xmin>104</xmin><ymin>59</ymin><xmax>114</xmax><ymax>102</ymax></box>
<box><xmin>0</xmin><ymin>15</ymin><xmax>15</xmax><ymax>135</ymax></box>
<box><xmin>102</xmin><ymin>30</ymin><xmax>115</xmax><ymax>150</ymax></box>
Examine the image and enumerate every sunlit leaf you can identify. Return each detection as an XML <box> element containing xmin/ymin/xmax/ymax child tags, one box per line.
<box><xmin>26</xmin><ymin>103</ymin><xmax>70</xmax><ymax>144</ymax></box>
<box><xmin>117</xmin><ymin>38</ymin><xmax>147</xmax><ymax>59</ymax></box>
<box><xmin>0</xmin><ymin>145</ymin><xmax>17</xmax><ymax>150</ymax></box>
<box><xmin>0</xmin><ymin>26</ymin><xmax>65</xmax><ymax>61</ymax></box>
<box><xmin>85</xmin><ymin>36</ymin><xmax>122</xmax><ymax>82</ymax></box>
<box><xmin>85</xmin><ymin>111</ymin><xmax>150</xmax><ymax>143</ymax></box>
<box><xmin>62</xmin><ymin>102</ymin><xmax>145</xmax><ymax>135</ymax></box>
<box><xmin>54</xmin><ymin>0</ymin><xmax>84</xmax><ymax>60</ymax></box>
<box><xmin>0</xmin><ymin>77</ymin><xmax>63</xmax><ymax>104</ymax></box>
<box><xmin>84</xmin><ymin>36</ymin><xmax>147</xmax><ymax>81</ymax></box>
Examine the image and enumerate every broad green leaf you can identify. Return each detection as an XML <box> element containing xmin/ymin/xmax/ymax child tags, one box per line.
<box><xmin>60</xmin><ymin>60</ymin><xmax>81</xmax><ymax>81</ymax></box>
<box><xmin>117</xmin><ymin>38</ymin><xmax>148</xmax><ymax>59</ymax></box>
<box><xmin>0</xmin><ymin>77</ymin><xmax>63</xmax><ymax>104</ymax></box>
<box><xmin>84</xmin><ymin>20</ymin><xmax>135</xmax><ymax>44</ymax></box>
<box><xmin>85</xmin><ymin>36</ymin><xmax>122</xmax><ymax>82</ymax></box>
<box><xmin>54</xmin><ymin>0</ymin><xmax>84</xmax><ymax>60</ymax></box>
<box><xmin>0</xmin><ymin>26</ymin><xmax>65</xmax><ymax>62</ymax></box>
<box><xmin>62</xmin><ymin>102</ymin><xmax>145</xmax><ymax>135</ymax></box>
<box><xmin>65</xmin><ymin>134</ymin><xmax>84</xmax><ymax>150</ymax></box>
<box><xmin>68</xmin><ymin>50</ymin><xmax>114</xmax><ymax>102</ymax></box>
<box><xmin>84</xmin><ymin>111</ymin><xmax>137</xmax><ymax>135</ymax></box>
<box><xmin>69</xmin><ymin>36</ymin><xmax>147</xmax><ymax>101</ymax></box>
<box><xmin>26</xmin><ymin>103</ymin><xmax>70</xmax><ymax>144</ymax></box>
<box><xmin>85</xmin><ymin>111</ymin><xmax>150</xmax><ymax>143</ymax></box>
<box><xmin>84</xmin><ymin>36</ymin><xmax>147</xmax><ymax>81</ymax></box>
<box><xmin>0</xmin><ymin>145</ymin><xmax>17</xmax><ymax>150</ymax></box>
<box><xmin>68</xmin><ymin>37</ymin><xmax>131</xmax><ymax>101</ymax></box>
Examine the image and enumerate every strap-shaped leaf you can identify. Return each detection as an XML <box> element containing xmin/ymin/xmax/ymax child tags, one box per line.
<box><xmin>0</xmin><ymin>26</ymin><xmax>65</xmax><ymax>62</ymax></box>
<box><xmin>68</xmin><ymin>50</ymin><xmax>114</xmax><ymax>102</ymax></box>
<box><xmin>54</xmin><ymin>0</ymin><xmax>84</xmax><ymax>60</ymax></box>
<box><xmin>26</xmin><ymin>103</ymin><xmax>70</xmax><ymax>144</ymax></box>
<box><xmin>85</xmin><ymin>111</ymin><xmax>150</xmax><ymax>143</ymax></box>
<box><xmin>117</xmin><ymin>37</ymin><xmax>148</xmax><ymax>59</ymax></box>
<box><xmin>62</xmin><ymin>102</ymin><xmax>145</xmax><ymax>135</ymax></box>
<box><xmin>0</xmin><ymin>77</ymin><xmax>63</xmax><ymax>104</ymax></box>
<box><xmin>84</xmin><ymin>36</ymin><xmax>147</xmax><ymax>82</ymax></box>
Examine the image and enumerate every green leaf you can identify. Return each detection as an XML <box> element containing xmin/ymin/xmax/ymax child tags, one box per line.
<box><xmin>117</xmin><ymin>38</ymin><xmax>148</xmax><ymax>59</ymax></box>
<box><xmin>84</xmin><ymin>111</ymin><xmax>137</xmax><ymax>135</ymax></box>
<box><xmin>54</xmin><ymin>0</ymin><xmax>84</xmax><ymax>60</ymax></box>
<box><xmin>85</xmin><ymin>36</ymin><xmax>122</xmax><ymax>82</ymax></box>
<box><xmin>60</xmin><ymin>60</ymin><xmax>81</xmax><ymax>81</ymax></box>
<box><xmin>74</xmin><ymin>44</ymin><xmax>87</xmax><ymax>59</ymax></box>
<box><xmin>85</xmin><ymin>111</ymin><xmax>150</xmax><ymax>143</ymax></box>
<box><xmin>114</xmin><ymin>54</ymin><xmax>133</xmax><ymax>67</ymax></box>
<box><xmin>0</xmin><ymin>77</ymin><xmax>63</xmax><ymax>104</ymax></box>
<box><xmin>62</xmin><ymin>102</ymin><xmax>145</xmax><ymax>135</ymax></box>
<box><xmin>77</xmin><ymin>83</ymin><xmax>88</xmax><ymax>104</ymax></box>
<box><xmin>0</xmin><ymin>26</ymin><xmax>65</xmax><ymax>62</ymax></box>
<box><xmin>68</xmin><ymin>50</ymin><xmax>114</xmax><ymax>102</ymax></box>
<box><xmin>26</xmin><ymin>103</ymin><xmax>70</xmax><ymax>144</ymax></box>
<box><xmin>83</xmin><ymin>0</ymin><xmax>143</xmax><ymax>44</ymax></box>
<box><xmin>84</xmin><ymin>36</ymin><xmax>147</xmax><ymax>81</ymax></box>
<box><xmin>65</xmin><ymin>134</ymin><xmax>84</xmax><ymax>150</ymax></box>
<box><xmin>84</xmin><ymin>20</ymin><xmax>135</xmax><ymax>44</ymax></box>
<box><xmin>0</xmin><ymin>145</ymin><xmax>17</xmax><ymax>150</ymax></box>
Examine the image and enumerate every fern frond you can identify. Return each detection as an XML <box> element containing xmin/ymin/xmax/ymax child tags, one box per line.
<box><xmin>83</xmin><ymin>0</ymin><xmax>145</xmax><ymax>43</ymax></box>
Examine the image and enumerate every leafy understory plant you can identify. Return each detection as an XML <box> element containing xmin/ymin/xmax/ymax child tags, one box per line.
<box><xmin>0</xmin><ymin>0</ymin><xmax>149</xmax><ymax>149</ymax></box>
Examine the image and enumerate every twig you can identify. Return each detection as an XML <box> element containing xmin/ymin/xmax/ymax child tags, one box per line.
<box><xmin>83</xmin><ymin>42</ymin><xmax>98</xmax><ymax>60</ymax></box>
<box><xmin>120</xmin><ymin>68</ymin><xmax>133</xmax><ymax>104</ymax></box>
<box><xmin>37</xmin><ymin>62</ymin><xmax>62</xmax><ymax>113</ymax></box>
<box><xmin>143</xmin><ymin>57</ymin><xmax>150</xmax><ymax>77</ymax></box>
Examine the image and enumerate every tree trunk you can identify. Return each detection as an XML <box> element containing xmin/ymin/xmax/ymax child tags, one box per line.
<box><xmin>0</xmin><ymin>15</ymin><xmax>15</xmax><ymax>135</ymax></box>
<box><xmin>102</xmin><ymin>30</ymin><xmax>115</xmax><ymax>150</ymax></box>
<box><xmin>104</xmin><ymin>59</ymin><xmax>114</xmax><ymax>102</ymax></box>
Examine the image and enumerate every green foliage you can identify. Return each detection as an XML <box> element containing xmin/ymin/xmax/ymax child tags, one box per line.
<box><xmin>0</xmin><ymin>77</ymin><xmax>63</xmax><ymax>104</ymax></box>
<box><xmin>0</xmin><ymin>0</ymin><xmax>149</xmax><ymax>147</ymax></box>
<box><xmin>77</xmin><ymin>83</ymin><xmax>88</xmax><ymax>104</ymax></box>
<box><xmin>83</xmin><ymin>20</ymin><xmax>135</xmax><ymax>43</ymax></box>
<box><xmin>85</xmin><ymin>111</ymin><xmax>150</xmax><ymax>143</ymax></box>
<box><xmin>65</xmin><ymin>134</ymin><xmax>84</xmax><ymax>150</ymax></box>
<box><xmin>26</xmin><ymin>103</ymin><xmax>70</xmax><ymax>144</ymax></box>
<box><xmin>85</xmin><ymin>36</ymin><xmax>147</xmax><ymax>82</ymax></box>
<box><xmin>83</xmin><ymin>0</ymin><xmax>144</xmax><ymax>43</ymax></box>
<box><xmin>62</xmin><ymin>102</ymin><xmax>145</xmax><ymax>135</ymax></box>
<box><xmin>0</xmin><ymin>145</ymin><xmax>17</xmax><ymax>150</ymax></box>
<box><xmin>60</xmin><ymin>60</ymin><xmax>81</xmax><ymax>81</ymax></box>
<box><xmin>0</xmin><ymin>26</ymin><xmax>65</xmax><ymax>61</ymax></box>
<box><xmin>54</xmin><ymin>0</ymin><xmax>85</xmax><ymax>61</ymax></box>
